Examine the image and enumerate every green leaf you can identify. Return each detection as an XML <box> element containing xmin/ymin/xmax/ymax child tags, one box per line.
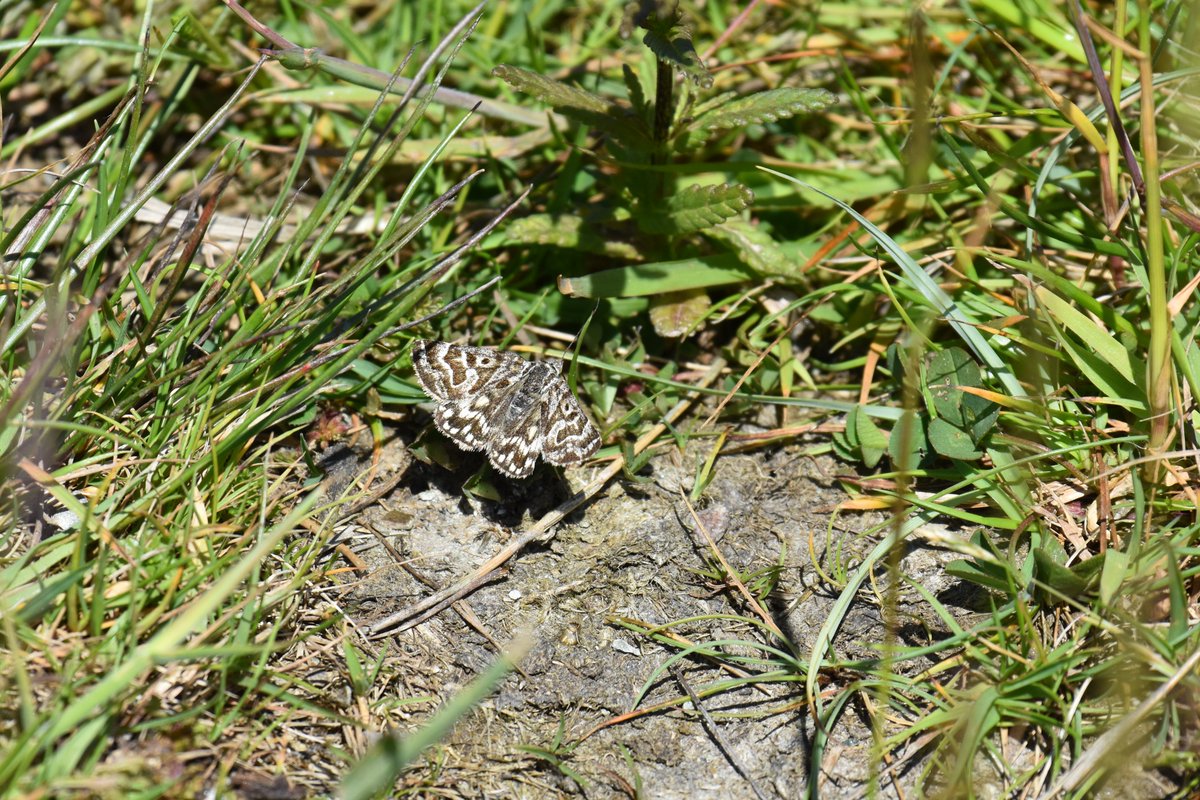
<box><xmin>1051</xmin><ymin>328</ymin><xmax>1144</xmax><ymax>409</ymax></box>
<box><xmin>643</xmin><ymin>29</ymin><xmax>711</xmax><ymax>88</ymax></box>
<box><xmin>622</xmin><ymin>64</ymin><xmax>649</xmax><ymax>120</ymax></box>
<box><xmin>888</xmin><ymin>410</ymin><xmax>928</xmax><ymax>469</ymax></box>
<box><xmin>764</xmin><ymin>169</ymin><xmax>1026</xmax><ymax>398</ymax></box>
<box><xmin>501</xmin><ymin>213</ymin><xmax>643</xmax><ymax>261</ymax></box>
<box><xmin>621</xmin><ymin>439</ymin><xmax>655</xmax><ymax>480</ymax></box>
<box><xmin>942</xmin><ymin>133</ymin><xmax>1130</xmax><ymax>258</ymax></box>
<box><xmin>640</xmin><ymin>183</ymin><xmax>753</xmax><ymax>235</ymax></box>
<box><xmin>962</xmin><ymin>392</ymin><xmax>1001</xmax><ymax>443</ymax></box>
<box><xmin>343</xmin><ymin>640</ymin><xmax>367</xmax><ymax>696</ymax></box>
<box><xmin>841</xmin><ymin>405</ymin><xmax>862</xmax><ymax>444</ymax></box>
<box><xmin>852</xmin><ymin>406</ymin><xmax>889</xmax><ymax>469</ymax></box>
<box><xmin>679</xmin><ymin>87</ymin><xmax>835</xmax><ymax>149</ymax></box>
<box><xmin>493</xmin><ymin>64</ymin><xmax>607</xmax><ymax>113</ymax></box>
<box><xmin>928</xmin><ymin>418</ymin><xmax>983</xmax><ymax>460</ymax></box>
<box><xmin>689</xmin><ymin>90</ymin><xmax>739</xmax><ymax>119</ymax></box>
<box><xmin>926</xmin><ymin>348</ymin><xmax>981</xmax><ymax>424</ymax></box>
<box><xmin>14</xmin><ymin>568</ymin><xmax>89</xmax><ymax>625</ymax></box>
<box><xmin>40</xmin><ymin>494</ymin><xmax>320</xmax><ymax>753</ymax></box>
<box><xmin>973</xmin><ymin>0</ymin><xmax>1086</xmax><ymax>61</ymax></box>
<box><xmin>831</xmin><ymin>428</ymin><xmax>858</xmax><ymax>463</ymax></box>
<box><xmin>648</xmin><ymin>289</ymin><xmax>711</xmax><ymax>337</ymax></box>
<box><xmin>945</xmin><ymin>558</ymin><xmax>1013</xmax><ymax>594</ymax></box>
<box><xmin>925</xmin><ymin>348</ymin><xmax>999</xmax><ymax>444</ymax></box>
<box><xmin>1032</xmin><ymin>547</ymin><xmax>1104</xmax><ymax>601</ymax></box>
<box><xmin>994</xmin><ymin>254</ymin><xmax>1136</xmax><ymax>338</ymax></box>
<box><xmin>704</xmin><ymin>219</ymin><xmax>802</xmax><ymax>278</ymax></box>
<box><xmin>950</xmin><ymin>687</ymin><xmax>1001</xmax><ymax>790</ymax></box>
<box><xmin>624</xmin><ymin>2</ymin><xmax>712</xmax><ymax>87</ymax></box>
<box><xmin>464</xmin><ymin>470</ymin><xmax>504</xmax><ymax>502</ymax></box>
<box><xmin>558</xmin><ymin>254</ymin><xmax>753</xmax><ymax>298</ymax></box>
<box><xmin>1099</xmin><ymin>549</ymin><xmax>1129</xmax><ymax>606</ymax></box>
<box><xmin>1035</xmin><ymin>287</ymin><xmax>1135</xmax><ymax>384</ymax></box>
<box><xmin>493</xmin><ymin>65</ymin><xmax>649</xmax><ymax>145</ymax></box>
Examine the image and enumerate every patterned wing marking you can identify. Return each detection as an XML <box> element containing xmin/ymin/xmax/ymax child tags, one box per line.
<box><xmin>539</xmin><ymin>376</ymin><xmax>601</xmax><ymax>467</ymax></box>
<box><xmin>432</xmin><ymin>396</ymin><xmax>492</xmax><ymax>452</ymax></box>
<box><xmin>484</xmin><ymin>373</ymin><xmax>546</xmax><ymax>479</ymax></box>
<box><xmin>486</xmin><ymin>422</ymin><xmax>545</xmax><ymax>478</ymax></box>
<box><xmin>411</xmin><ymin>339</ymin><xmax>527</xmax><ymax>401</ymax></box>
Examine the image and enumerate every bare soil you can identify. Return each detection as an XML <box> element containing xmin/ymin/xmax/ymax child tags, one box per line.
<box><xmin>300</xmin><ymin>422</ymin><xmax>974</xmax><ymax>800</ymax></box>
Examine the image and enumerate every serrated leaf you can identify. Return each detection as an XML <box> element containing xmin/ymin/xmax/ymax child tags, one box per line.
<box><xmin>624</xmin><ymin>2</ymin><xmax>712</xmax><ymax>88</ymax></box>
<box><xmin>643</xmin><ymin>29</ymin><xmax>712</xmax><ymax>88</ymax></box>
<box><xmin>623</xmin><ymin>64</ymin><xmax>649</xmax><ymax>120</ymax></box>
<box><xmin>649</xmin><ymin>289</ymin><xmax>710</xmax><ymax>337</ymax></box>
<box><xmin>679</xmin><ymin>87</ymin><xmax>835</xmax><ymax>148</ymax></box>
<box><xmin>689</xmin><ymin>90</ymin><xmax>739</xmax><ymax>119</ymax></box>
<box><xmin>494</xmin><ymin>64</ymin><xmax>608</xmax><ymax>112</ymax></box>
<box><xmin>640</xmin><ymin>183</ymin><xmax>753</xmax><ymax>235</ymax></box>
<box><xmin>704</xmin><ymin>219</ymin><xmax>802</xmax><ymax>278</ymax></box>
<box><xmin>503</xmin><ymin>214</ymin><xmax>643</xmax><ymax>261</ymax></box>
<box><xmin>493</xmin><ymin>64</ymin><xmax>649</xmax><ymax>145</ymax></box>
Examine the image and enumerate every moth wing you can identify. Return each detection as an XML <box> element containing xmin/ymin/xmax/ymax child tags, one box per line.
<box><xmin>485</xmin><ymin>400</ymin><xmax>544</xmax><ymax>479</ymax></box>
<box><xmin>538</xmin><ymin>377</ymin><xmax>601</xmax><ymax>467</ymax></box>
<box><xmin>412</xmin><ymin>339</ymin><xmax>527</xmax><ymax>401</ymax></box>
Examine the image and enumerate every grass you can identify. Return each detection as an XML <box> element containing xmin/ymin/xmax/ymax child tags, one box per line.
<box><xmin>1</xmin><ymin>0</ymin><xmax>1199</xmax><ymax>797</ymax></box>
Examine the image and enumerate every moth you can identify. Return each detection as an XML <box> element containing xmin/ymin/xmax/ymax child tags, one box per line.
<box><xmin>410</xmin><ymin>339</ymin><xmax>601</xmax><ymax>478</ymax></box>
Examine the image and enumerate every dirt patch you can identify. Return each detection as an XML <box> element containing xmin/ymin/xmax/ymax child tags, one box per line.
<box><xmin>302</xmin><ymin>423</ymin><xmax>972</xmax><ymax>800</ymax></box>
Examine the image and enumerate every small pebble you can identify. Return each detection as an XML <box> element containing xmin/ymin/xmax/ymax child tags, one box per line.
<box><xmin>47</xmin><ymin>510</ymin><xmax>80</xmax><ymax>530</ymax></box>
<box><xmin>611</xmin><ymin>638</ymin><xmax>641</xmax><ymax>656</ymax></box>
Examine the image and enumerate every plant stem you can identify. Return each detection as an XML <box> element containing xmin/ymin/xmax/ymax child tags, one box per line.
<box><xmin>1140</xmin><ymin>9</ymin><xmax>1169</xmax><ymax>487</ymax></box>
<box><xmin>652</xmin><ymin>55</ymin><xmax>673</xmax><ymax>186</ymax></box>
